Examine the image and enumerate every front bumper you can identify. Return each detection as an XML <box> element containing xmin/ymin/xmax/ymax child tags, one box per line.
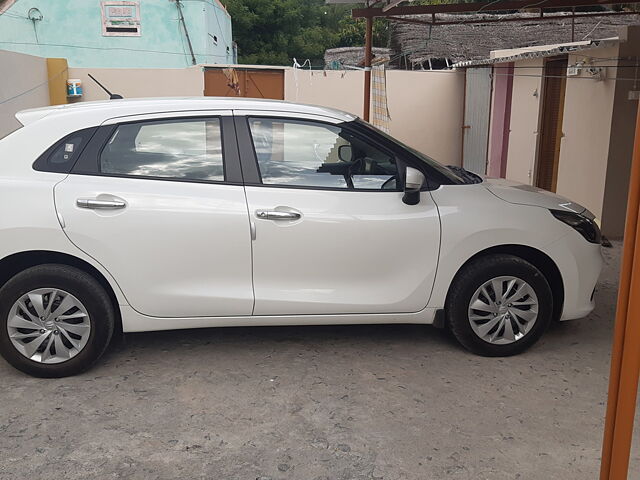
<box><xmin>544</xmin><ymin>232</ymin><xmax>604</xmax><ymax>321</ymax></box>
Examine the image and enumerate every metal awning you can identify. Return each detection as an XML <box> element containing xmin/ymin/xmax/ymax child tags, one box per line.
<box><xmin>453</xmin><ymin>38</ymin><xmax>619</xmax><ymax>67</ymax></box>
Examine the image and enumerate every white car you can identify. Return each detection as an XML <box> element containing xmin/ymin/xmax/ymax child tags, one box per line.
<box><xmin>0</xmin><ymin>98</ymin><xmax>602</xmax><ymax>377</ymax></box>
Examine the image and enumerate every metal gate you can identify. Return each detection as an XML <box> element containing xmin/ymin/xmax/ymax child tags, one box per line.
<box><xmin>204</xmin><ymin>67</ymin><xmax>284</xmax><ymax>100</ymax></box>
<box><xmin>462</xmin><ymin>67</ymin><xmax>492</xmax><ymax>175</ymax></box>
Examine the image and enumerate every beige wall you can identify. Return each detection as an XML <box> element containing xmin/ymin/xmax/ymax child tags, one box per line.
<box><xmin>555</xmin><ymin>46</ymin><xmax>619</xmax><ymax>223</ymax></box>
<box><xmin>0</xmin><ymin>50</ymin><xmax>50</xmax><ymax>139</ymax></box>
<box><xmin>68</xmin><ymin>66</ymin><xmax>204</xmax><ymax>102</ymax></box>
<box><xmin>601</xmin><ymin>26</ymin><xmax>640</xmax><ymax>238</ymax></box>
<box><xmin>64</xmin><ymin>66</ymin><xmax>465</xmax><ymax>166</ymax></box>
<box><xmin>285</xmin><ymin>68</ymin><xmax>464</xmax><ymax>166</ymax></box>
<box><xmin>505</xmin><ymin>58</ymin><xmax>544</xmax><ymax>184</ymax></box>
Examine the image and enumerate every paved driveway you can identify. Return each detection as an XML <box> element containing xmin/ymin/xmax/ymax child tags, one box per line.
<box><xmin>1</xmin><ymin>242</ymin><xmax>637</xmax><ymax>479</ymax></box>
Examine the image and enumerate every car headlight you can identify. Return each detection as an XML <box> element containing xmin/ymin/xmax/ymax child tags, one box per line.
<box><xmin>550</xmin><ymin>209</ymin><xmax>602</xmax><ymax>244</ymax></box>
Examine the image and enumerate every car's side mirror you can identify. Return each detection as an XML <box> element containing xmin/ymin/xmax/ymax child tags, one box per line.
<box><xmin>403</xmin><ymin>166</ymin><xmax>425</xmax><ymax>205</ymax></box>
<box><xmin>338</xmin><ymin>144</ymin><xmax>353</xmax><ymax>162</ymax></box>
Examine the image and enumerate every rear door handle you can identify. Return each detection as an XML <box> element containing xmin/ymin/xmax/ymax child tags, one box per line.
<box><xmin>255</xmin><ymin>210</ymin><xmax>301</xmax><ymax>221</ymax></box>
<box><xmin>77</xmin><ymin>199</ymin><xmax>126</xmax><ymax>210</ymax></box>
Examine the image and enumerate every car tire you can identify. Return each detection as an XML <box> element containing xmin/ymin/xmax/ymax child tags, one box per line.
<box><xmin>445</xmin><ymin>254</ymin><xmax>553</xmax><ymax>357</ymax></box>
<box><xmin>0</xmin><ymin>264</ymin><xmax>115</xmax><ymax>377</ymax></box>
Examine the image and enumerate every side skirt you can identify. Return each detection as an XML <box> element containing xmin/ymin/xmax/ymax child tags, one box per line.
<box><xmin>120</xmin><ymin>305</ymin><xmax>438</xmax><ymax>333</ymax></box>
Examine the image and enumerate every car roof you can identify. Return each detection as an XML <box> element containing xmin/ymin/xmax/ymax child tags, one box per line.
<box><xmin>16</xmin><ymin>97</ymin><xmax>358</xmax><ymax>126</ymax></box>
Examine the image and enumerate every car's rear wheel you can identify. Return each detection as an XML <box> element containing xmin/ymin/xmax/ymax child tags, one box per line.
<box><xmin>0</xmin><ymin>265</ymin><xmax>114</xmax><ymax>377</ymax></box>
<box><xmin>445</xmin><ymin>254</ymin><xmax>553</xmax><ymax>356</ymax></box>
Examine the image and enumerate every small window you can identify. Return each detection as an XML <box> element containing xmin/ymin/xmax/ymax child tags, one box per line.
<box><xmin>100</xmin><ymin>118</ymin><xmax>225</xmax><ymax>182</ymax></box>
<box><xmin>33</xmin><ymin>127</ymin><xmax>97</xmax><ymax>173</ymax></box>
<box><xmin>101</xmin><ymin>1</ymin><xmax>141</xmax><ymax>37</ymax></box>
<box><xmin>248</xmin><ymin>118</ymin><xmax>399</xmax><ymax>190</ymax></box>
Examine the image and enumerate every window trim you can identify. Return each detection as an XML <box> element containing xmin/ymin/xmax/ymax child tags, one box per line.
<box><xmin>240</xmin><ymin>115</ymin><xmax>405</xmax><ymax>193</ymax></box>
<box><xmin>70</xmin><ymin>115</ymin><xmax>244</xmax><ymax>185</ymax></box>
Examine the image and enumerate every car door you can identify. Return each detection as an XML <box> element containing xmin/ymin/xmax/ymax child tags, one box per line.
<box><xmin>235</xmin><ymin>111</ymin><xmax>441</xmax><ymax>316</ymax></box>
<box><xmin>54</xmin><ymin>112</ymin><xmax>254</xmax><ymax>318</ymax></box>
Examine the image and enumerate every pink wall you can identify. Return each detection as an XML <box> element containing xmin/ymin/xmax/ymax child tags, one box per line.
<box><xmin>487</xmin><ymin>63</ymin><xmax>514</xmax><ymax>178</ymax></box>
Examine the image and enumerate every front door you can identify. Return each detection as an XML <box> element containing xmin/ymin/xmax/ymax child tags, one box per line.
<box><xmin>236</xmin><ymin>113</ymin><xmax>441</xmax><ymax>316</ymax></box>
<box><xmin>54</xmin><ymin>113</ymin><xmax>254</xmax><ymax>318</ymax></box>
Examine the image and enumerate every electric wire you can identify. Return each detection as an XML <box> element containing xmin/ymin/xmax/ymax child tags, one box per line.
<box><xmin>0</xmin><ymin>67</ymin><xmax>67</xmax><ymax>106</ymax></box>
<box><xmin>0</xmin><ymin>40</ymin><xmax>230</xmax><ymax>58</ymax></box>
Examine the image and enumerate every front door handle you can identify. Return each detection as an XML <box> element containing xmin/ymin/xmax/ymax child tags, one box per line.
<box><xmin>77</xmin><ymin>198</ymin><xmax>126</xmax><ymax>210</ymax></box>
<box><xmin>255</xmin><ymin>210</ymin><xmax>301</xmax><ymax>221</ymax></box>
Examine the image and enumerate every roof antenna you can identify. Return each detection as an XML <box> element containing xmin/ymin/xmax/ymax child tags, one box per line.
<box><xmin>87</xmin><ymin>73</ymin><xmax>123</xmax><ymax>100</ymax></box>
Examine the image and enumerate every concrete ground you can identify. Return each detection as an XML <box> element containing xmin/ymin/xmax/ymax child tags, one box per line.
<box><xmin>0</xmin><ymin>242</ymin><xmax>637</xmax><ymax>480</ymax></box>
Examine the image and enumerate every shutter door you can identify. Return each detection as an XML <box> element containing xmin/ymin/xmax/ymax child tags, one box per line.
<box><xmin>462</xmin><ymin>67</ymin><xmax>492</xmax><ymax>175</ymax></box>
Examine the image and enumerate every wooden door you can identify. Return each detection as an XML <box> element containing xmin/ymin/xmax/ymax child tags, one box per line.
<box><xmin>536</xmin><ymin>57</ymin><xmax>567</xmax><ymax>192</ymax></box>
<box><xmin>204</xmin><ymin>68</ymin><xmax>284</xmax><ymax>100</ymax></box>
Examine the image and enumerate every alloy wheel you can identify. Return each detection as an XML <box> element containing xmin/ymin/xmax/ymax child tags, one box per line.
<box><xmin>467</xmin><ymin>276</ymin><xmax>539</xmax><ymax>345</ymax></box>
<box><xmin>7</xmin><ymin>288</ymin><xmax>91</xmax><ymax>364</ymax></box>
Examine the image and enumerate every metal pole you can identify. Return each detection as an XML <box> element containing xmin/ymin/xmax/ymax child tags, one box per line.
<box><xmin>175</xmin><ymin>0</ymin><xmax>197</xmax><ymax>66</ymax></box>
<box><xmin>363</xmin><ymin>16</ymin><xmax>373</xmax><ymax>121</ymax></box>
<box><xmin>600</xmin><ymin>100</ymin><xmax>640</xmax><ymax>480</ymax></box>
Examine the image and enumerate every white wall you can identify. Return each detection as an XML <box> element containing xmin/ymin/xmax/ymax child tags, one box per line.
<box><xmin>556</xmin><ymin>46</ymin><xmax>619</xmax><ymax>221</ymax></box>
<box><xmin>0</xmin><ymin>50</ymin><xmax>49</xmax><ymax>139</ymax></box>
<box><xmin>285</xmin><ymin>69</ymin><xmax>465</xmax><ymax>166</ymax></box>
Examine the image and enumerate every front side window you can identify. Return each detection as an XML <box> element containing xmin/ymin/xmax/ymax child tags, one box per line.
<box><xmin>248</xmin><ymin>118</ymin><xmax>399</xmax><ymax>190</ymax></box>
<box><xmin>100</xmin><ymin>118</ymin><xmax>225</xmax><ymax>182</ymax></box>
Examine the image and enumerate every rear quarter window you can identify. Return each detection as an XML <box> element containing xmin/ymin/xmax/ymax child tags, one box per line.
<box><xmin>32</xmin><ymin>127</ymin><xmax>98</xmax><ymax>173</ymax></box>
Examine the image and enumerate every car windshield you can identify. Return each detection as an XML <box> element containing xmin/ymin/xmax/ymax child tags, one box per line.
<box><xmin>354</xmin><ymin>119</ymin><xmax>468</xmax><ymax>185</ymax></box>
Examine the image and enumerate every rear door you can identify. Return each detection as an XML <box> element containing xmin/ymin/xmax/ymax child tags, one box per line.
<box><xmin>54</xmin><ymin>111</ymin><xmax>254</xmax><ymax>318</ymax></box>
<box><xmin>235</xmin><ymin>111</ymin><xmax>441</xmax><ymax>316</ymax></box>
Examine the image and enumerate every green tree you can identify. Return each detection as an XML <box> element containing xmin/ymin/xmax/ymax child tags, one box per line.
<box><xmin>225</xmin><ymin>0</ymin><xmax>389</xmax><ymax>66</ymax></box>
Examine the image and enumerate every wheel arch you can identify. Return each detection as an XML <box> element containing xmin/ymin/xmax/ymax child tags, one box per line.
<box><xmin>447</xmin><ymin>244</ymin><xmax>564</xmax><ymax>322</ymax></box>
<box><xmin>0</xmin><ymin>250</ymin><xmax>123</xmax><ymax>335</ymax></box>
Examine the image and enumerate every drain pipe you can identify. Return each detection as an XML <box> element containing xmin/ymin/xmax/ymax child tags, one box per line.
<box><xmin>175</xmin><ymin>0</ymin><xmax>197</xmax><ymax>66</ymax></box>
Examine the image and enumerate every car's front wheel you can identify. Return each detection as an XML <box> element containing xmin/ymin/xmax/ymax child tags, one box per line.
<box><xmin>0</xmin><ymin>265</ymin><xmax>115</xmax><ymax>377</ymax></box>
<box><xmin>446</xmin><ymin>254</ymin><xmax>553</xmax><ymax>356</ymax></box>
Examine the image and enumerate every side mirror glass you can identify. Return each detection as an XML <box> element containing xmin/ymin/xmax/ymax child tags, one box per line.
<box><xmin>338</xmin><ymin>144</ymin><xmax>353</xmax><ymax>162</ymax></box>
<box><xmin>403</xmin><ymin>166</ymin><xmax>425</xmax><ymax>205</ymax></box>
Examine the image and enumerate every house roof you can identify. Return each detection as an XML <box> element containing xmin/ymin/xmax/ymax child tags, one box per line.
<box><xmin>324</xmin><ymin>47</ymin><xmax>392</xmax><ymax>69</ymax></box>
<box><xmin>389</xmin><ymin>12</ymin><xmax>639</xmax><ymax>67</ymax></box>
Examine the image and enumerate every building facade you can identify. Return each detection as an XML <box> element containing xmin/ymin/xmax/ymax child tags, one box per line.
<box><xmin>0</xmin><ymin>0</ymin><xmax>235</xmax><ymax>68</ymax></box>
<box><xmin>458</xmin><ymin>25</ymin><xmax>640</xmax><ymax>238</ymax></box>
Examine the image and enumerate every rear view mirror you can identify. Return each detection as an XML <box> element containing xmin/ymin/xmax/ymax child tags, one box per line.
<box><xmin>338</xmin><ymin>144</ymin><xmax>353</xmax><ymax>162</ymax></box>
<box><xmin>403</xmin><ymin>166</ymin><xmax>425</xmax><ymax>205</ymax></box>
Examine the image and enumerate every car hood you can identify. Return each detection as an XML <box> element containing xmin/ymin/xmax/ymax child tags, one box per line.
<box><xmin>482</xmin><ymin>178</ymin><xmax>588</xmax><ymax>216</ymax></box>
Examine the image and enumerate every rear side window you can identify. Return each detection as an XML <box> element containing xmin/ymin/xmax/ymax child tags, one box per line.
<box><xmin>100</xmin><ymin>118</ymin><xmax>225</xmax><ymax>182</ymax></box>
<box><xmin>33</xmin><ymin>127</ymin><xmax>97</xmax><ymax>173</ymax></box>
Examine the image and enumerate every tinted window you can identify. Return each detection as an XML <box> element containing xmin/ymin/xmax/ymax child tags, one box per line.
<box><xmin>248</xmin><ymin>118</ymin><xmax>399</xmax><ymax>190</ymax></box>
<box><xmin>100</xmin><ymin>118</ymin><xmax>224</xmax><ymax>182</ymax></box>
<box><xmin>33</xmin><ymin>127</ymin><xmax>97</xmax><ymax>174</ymax></box>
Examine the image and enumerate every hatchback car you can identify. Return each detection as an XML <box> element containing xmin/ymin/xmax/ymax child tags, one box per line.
<box><xmin>0</xmin><ymin>98</ymin><xmax>602</xmax><ymax>377</ymax></box>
